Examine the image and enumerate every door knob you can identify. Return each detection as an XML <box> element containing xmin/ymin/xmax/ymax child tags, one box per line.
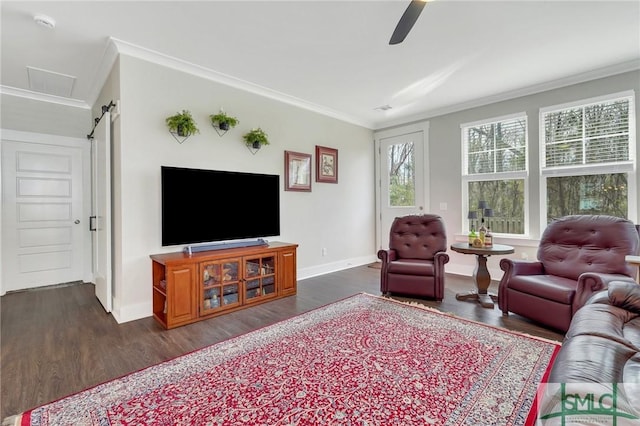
<box><xmin>74</xmin><ymin>219</ymin><xmax>81</xmax><ymax>224</ymax></box>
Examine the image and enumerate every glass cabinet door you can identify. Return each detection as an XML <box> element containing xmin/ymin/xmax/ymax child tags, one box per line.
<box><xmin>244</xmin><ymin>255</ymin><xmax>276</xmax><ymax>301</ymax></box>
<box><xmin>201</xmin><ymin>259</ymin><xmax>240</xmax><ymax>313</ymax></box>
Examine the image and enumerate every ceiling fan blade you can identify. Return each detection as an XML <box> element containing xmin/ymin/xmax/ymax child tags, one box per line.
<box><xmin>389</xmin><ymin>0</ymin><xmax>427</xmax><ymax>45</ymax></box>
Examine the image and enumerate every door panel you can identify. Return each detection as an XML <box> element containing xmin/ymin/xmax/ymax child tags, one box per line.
<box><xmin>2</xmin><ymin>140</ymin><xmax>84</xmax><ymax>291</ymax></box>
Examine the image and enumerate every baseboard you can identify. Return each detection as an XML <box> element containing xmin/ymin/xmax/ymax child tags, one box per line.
<box><xmin>446</xmin><ymin>262</ymin><xmax>504</xmax><ymax>281</ymax></box>
<box><xmin>109</xmin><ymin>257</ymin><xmax>486</xmax><ymax>324</ymax></box>
<box><xmin>298</xmin><ymin>255</ymin><xmax>378</xmax><ymax>280</ymax></box>
<box><xmin>111</xmin><ymin>298</ymin><xmax>152</xmax><ymax>324</ymax></box>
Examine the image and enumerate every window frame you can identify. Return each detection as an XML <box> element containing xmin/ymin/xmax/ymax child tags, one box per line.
<box><xmin>538</xmin><ymin>90</ymin><xmax>637</xmax><ymax>231</ymax></box>
<box><xmin>461</xmin><ymin>112</ymin><xmax>529</xmax><ymax>237</ymax></box>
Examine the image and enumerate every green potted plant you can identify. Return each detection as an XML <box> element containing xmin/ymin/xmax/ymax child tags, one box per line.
<box><xmin>243</xmin><ymin>128</ymin><xmax>270</xmax><ymax>149</ymax></box>
<box><xmin>165</xmin><ymin>110</ymin><xmax>200</xmax><ymax>137</ymax></box>
<box><xmin>209</xmin><ymin>110</ymin><xmax>239</xmax><ymax>131</ymax></box>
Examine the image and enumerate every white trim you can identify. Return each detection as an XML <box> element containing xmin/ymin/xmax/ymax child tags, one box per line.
<box><xmin>297</xmin><ymin>254</ymin><xmax>378</xmax><ymax>281</ymax></box>
<box><xmin>453</xmin><ymin>233</ymin><xmax>539</xmax><ymax>248</ymax></box>
<box><xmin>460</xmin><ymin>111</ymin><xmax>528</xmax><ymax>130</ymax></box>
<box><xmin>463</xmin><ymin>171</ymin><xmax>529</xmax><ymax>181</ymax></box>
<box><xmin>112</xmin><ymin>253</ymin><xmax>378</xmax><ymax>322</ymax></box>
<box><xmin>111</xmin><ymin>297</ymin><xmax>152</xmax><ymax>324</ymax></box>
<box><xmin>541</xmin><ymin>161</ymin><xmax>635</xmax><ymax>176</ymax></box>
<box><xmin>539</xmin><ymin>89</ymin><xmax>636</xmax><ymax>115</ymax></box>
<box><xmin>110</xmin><ymin>37</ymin><xmax>373</xmax><ymax>129</ymax></box>
<box><xmin>0</xmin><ymin>129</ymin><xmax>89</xmax><ymax>148</ymax></box>
<box><xmin>86</xmin><ymin>38</ymin><xmax>120</xmax><ymax>107</ymax></box>
<box><xmin>0</xmin><ymin>85</ymin><xmax>90</xmax><ymax>109</ymax></box>
<box><xmin>446</xmin><ymin>262</ymin><xmax>503</xmax><ymax>282</ymax></box>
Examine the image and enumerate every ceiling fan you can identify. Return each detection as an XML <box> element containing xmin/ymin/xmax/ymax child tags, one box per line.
<box><xmin>389</xmin><ymin>0</ymin><xmax>428</xmax><ymax>45</ymax></box>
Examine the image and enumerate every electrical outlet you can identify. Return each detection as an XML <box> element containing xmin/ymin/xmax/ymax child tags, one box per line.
<box><xmin>439</xmin><ymin>202</ymin><xmax>447</xmax><ymax>211</ymax></box>
<box><xmin>521</xmin><ymin>252</ymin><xmax>529</xmax><ymax>260</ymax></box>
<box><xmin>321</xmin><ymin>248</ymin><xmax>327</xmax><ymax>256</ymax></box>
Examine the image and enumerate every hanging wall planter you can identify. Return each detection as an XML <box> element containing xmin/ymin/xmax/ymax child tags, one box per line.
<box><xmin>210</xmin><ymin>109</ymin><xmax>239</xmax><ymax>137</ymax></box>
<box><xmin>166</xmin><ymin>110</ymin><xmax>200</xmax><ymax>143</ymax></box>
<box><xmin>242</xmin><ymin>128</ymin><xmax>270</xmax><ymax>155</ymax></box>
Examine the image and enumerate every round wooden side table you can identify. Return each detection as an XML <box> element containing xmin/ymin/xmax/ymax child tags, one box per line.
<box><xmin>450</xmin><ymin>242</ymin><xmax>515</xmax><ymax>308</ymax></box>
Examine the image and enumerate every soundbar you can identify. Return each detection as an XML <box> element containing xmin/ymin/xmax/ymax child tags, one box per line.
<box><xmin>183</xmin><ymin>239</ymin><xmax>268</xmax><ymax>255</ymax></box>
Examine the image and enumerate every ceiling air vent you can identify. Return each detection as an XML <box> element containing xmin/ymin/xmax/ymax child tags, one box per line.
<box><xmin>27</xmin><ymin>66</ymin><xmax>76</xmax><ymax>98</ymax></box>
<box><xmin>374</xmin><ymin>105</ymin><xmax>393</xmax><ymax>111</ymax></box>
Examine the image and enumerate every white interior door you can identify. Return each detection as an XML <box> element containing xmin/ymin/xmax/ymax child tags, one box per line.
<box><xmin>1</xmin><ymin>139</ymin><xmax>84</xmax><ymax>291</ymax></box>
<box><xmin>377</xmin><ymin>130</ymin><xmax>426</xmax><ymax>250</ymax></box>
<box><xmin>92</xmin><ymin>112</ymin><xmax>112</xmax><ymax>312</ymax></box>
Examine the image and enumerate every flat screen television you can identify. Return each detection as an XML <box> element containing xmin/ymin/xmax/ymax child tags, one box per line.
<box><xmin>161</xmin><ymin>166</ymin><xmax>280</xmax><ymax>247</ymax></box>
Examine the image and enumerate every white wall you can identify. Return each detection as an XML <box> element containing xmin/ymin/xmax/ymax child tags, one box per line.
<box><xmin>113</xmin><ymin>54</ymin><xmax>376</xmax><ymax>322</ymax></box>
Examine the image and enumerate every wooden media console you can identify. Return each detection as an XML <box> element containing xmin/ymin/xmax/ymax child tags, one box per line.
<box><xmin>150</xmin><ymin>241</ymin><xmax>297</xmax><ymax>329</ymax></box>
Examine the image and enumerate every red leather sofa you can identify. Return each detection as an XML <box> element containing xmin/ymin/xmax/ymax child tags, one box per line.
<box><xmin>548</xmin><ymin>281</ymin><xmax>640</xmax><ymax>385</ymax></box>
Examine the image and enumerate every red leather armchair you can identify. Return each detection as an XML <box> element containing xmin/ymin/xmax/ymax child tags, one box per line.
<box><xmin>498</xmin><ymin>215</ymin><xmax>639</xmax><ymax>332</ymax></box>
<box><xmin>377</xmin><ymin>214</ymin><xmax>449</xmax><ymax>300</ymax></box>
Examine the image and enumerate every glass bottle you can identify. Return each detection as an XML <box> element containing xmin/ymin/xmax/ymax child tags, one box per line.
<box><xmin>478</xmin><ymin>218</ymin><xmax>487</xmax><ymax>245</ymax></box>
<box><xmin>468</xmin><ymin>227</ymin><xmax>477</xmax><ymax>246</ymax></box>
<box><xmin>484</xmin><ymin>226</ymin><xmax>493</xmax><ymax>247</ymax></box>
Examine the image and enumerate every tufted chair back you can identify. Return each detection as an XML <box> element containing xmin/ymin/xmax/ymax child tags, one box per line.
<box><xmin>499</xmin><ymin>214</ymin><xmax>639</xmax><ymax>332</ymax></box>
<box><xmin>377</xmin><ymin>214</ymin><xmax>449</xmax><ymax>300</ymax></box>
<box><xmin>389</xmin><ymin>214</ymin><xmax>447</xmax><ymax>260</ymax></box>
<box><xmin>538</xmin><ymin>215</ymin><xmax>639</xmax><ymax>281</ymax></box>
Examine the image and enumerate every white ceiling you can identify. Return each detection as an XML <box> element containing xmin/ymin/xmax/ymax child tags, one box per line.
<box><xmin>2</xmin><ymin>0</ymin><xmax>639</xmax><ymax>129</ymax></box>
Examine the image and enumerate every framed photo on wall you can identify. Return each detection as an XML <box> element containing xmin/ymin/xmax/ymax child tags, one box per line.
<box><xmin>284</xmin><ymin>151</ymin><xmax>312</xmax><ymax>192</ymax></box>
<box><xmin>315</xmin><ymin>145</ymin><xmax>338</xmax><ymax>183</ymax></box>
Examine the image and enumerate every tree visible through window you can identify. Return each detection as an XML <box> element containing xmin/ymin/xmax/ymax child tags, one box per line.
<box><xmin>547</xmin><ymin>174</ymin><xmax>628</xmax><ymax>220</ymax></box>
<box><xmin>541</xmin><ymin>93</ymin><xmax>633</xmax><ymax>223</ymax></box>
<box><xmin>388</xmin><ymin>142</ymin><xmax>415</xmax><ymax>207</ymax></box>
<box><xmin>462</xmin><ymin>114</ymin><xmax>527</xmax><ymax>235</ymax></box>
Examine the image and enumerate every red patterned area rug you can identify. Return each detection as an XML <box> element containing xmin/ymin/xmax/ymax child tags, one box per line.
<box><xmin>8</xmin><ymin>293</ymin><xmax>560</xmax><ymax>426</ymax></box>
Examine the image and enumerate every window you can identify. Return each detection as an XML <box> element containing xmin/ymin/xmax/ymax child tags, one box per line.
<box><xmin>387</xmin><ymin>142</ymin><xmax>415</xmax><ymax>207</ymax></box>
<box><xmin>462</xmin><ymin>113</ymin><xmax>528</xmax><ymax>235</ymax></box>
<box><xmin>540</xmin><ymin>92</ymin><xmax>635</xmax><ymax>225</ymax></box>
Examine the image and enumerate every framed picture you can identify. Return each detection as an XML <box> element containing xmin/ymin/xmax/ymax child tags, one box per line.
<box><xmin>315</xmin><ymin>145</ymin><xmax>338</xmax><ymax>183</ymax></box>
<box><xmin>284</xmin><ymin>151</ymin><xmax>312</xmax><ymax>192</ymax></box>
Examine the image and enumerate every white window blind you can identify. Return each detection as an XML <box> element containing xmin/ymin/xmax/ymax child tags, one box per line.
<box><xmin>463</xmin><ymin>116</ymin><xmax>527</xmax><ymax>176</ymax></box>
<box><xmin>543</xmin><ymin>96</ymin><xmax>631</xmax><ymax>168</ymax></box>
<box><xmin>461</xmin><ymin>114</ymin><xmax>528</xmax><ymax>236</ymax></box>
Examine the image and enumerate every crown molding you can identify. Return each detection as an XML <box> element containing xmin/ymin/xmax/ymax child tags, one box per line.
<box><xmin>85</xmin><ymin>38</ymin><xmax>120</xmax><ymax>108</ymax></box>
<box><xmin>0</xmin><ymin>85</ymin><xmax>89</xmax><ymax>109</ymax></box>
<box><xmin>109</xmin><ymin>37</ymin><xmax>375</xmax><ymax>129</ymax></box>
<box><xmin>374</xmin><ymin>59</ymin><xmax>640</xmax><ymax>130</ymax></box>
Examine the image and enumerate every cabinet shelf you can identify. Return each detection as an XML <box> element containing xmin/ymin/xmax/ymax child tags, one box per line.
<box><xmin>150</xmin><ymin>242</ymin><xmax>297</xmax><ymax>329</ymax></box>
<box><xmin>153</xmin><ymin>285</ymin><xmax>167</xmax><ymax>297</ymax></box>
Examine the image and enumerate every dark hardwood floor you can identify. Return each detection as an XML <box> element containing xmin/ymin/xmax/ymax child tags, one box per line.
<box><xmin>0</xmin><ymin>265</ymin><xmax>564</xmax><ymax>420</ymax></box>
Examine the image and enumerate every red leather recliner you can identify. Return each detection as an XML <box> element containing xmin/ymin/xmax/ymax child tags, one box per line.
<box><xmin>498</xmin><ymin>215</ymin><xmax>639</xmax><ymax>332</ymax></box>
<box><xmin>377</xmin><ymin>214</ymin><xmax>449</xmax><ymax>300</ymax></box>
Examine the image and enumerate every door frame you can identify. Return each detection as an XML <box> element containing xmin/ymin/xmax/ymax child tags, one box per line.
<box><xmin>374</xmin><ymin>121</ymin><xmax>430</xmax><ymax>251</ymax></box>
<box><xmin>0</xmin><ymin>129</ymin><xmax>92</xmax><ymax>295</ymax></box>
<box><xmin>91</xmin><ymin>112</ymin><xmax>112</xmax><ymax>312</ymax></box>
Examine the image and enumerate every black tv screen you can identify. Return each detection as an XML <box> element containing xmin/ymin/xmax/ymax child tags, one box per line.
<box><xmin>161</xmin><ymin>166</ymin><xmax>280</xmax><ymax>246</ymax></box>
